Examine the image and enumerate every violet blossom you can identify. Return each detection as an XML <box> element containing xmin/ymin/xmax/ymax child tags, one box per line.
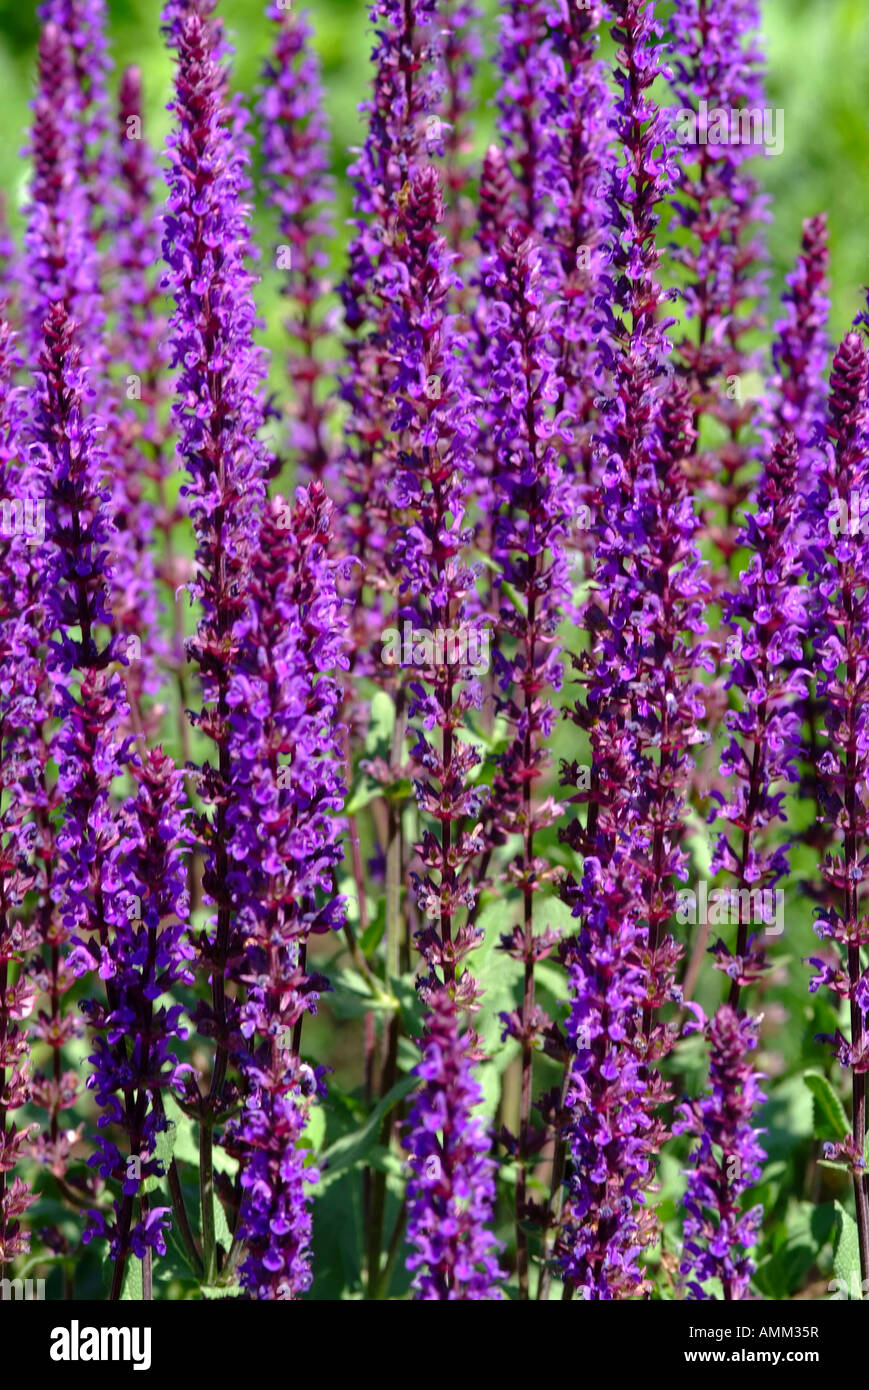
<box><xmin>27</xmin><ymin>299</ymin><xmax>134</xmax><ymax>1198</ymax></box>
<box><xmin>385</xmin><ymin>166</ymin><xmax>502</xmax><ymax>1297</ymax></box>
<box><xmin>675</xmin><ymin>1005</ymin><xmax>765</xmax><ymax>1299</ymax></box>
<box><xmin>667</xmin><ymin>0</ymin><xmax>770</xmax><ymax>569</ymax></box>
<box><xmin>439</xmin><ymin>0</ymin><xmax>482</xmax><ymax>255</ymax></box>
<box><xmin>404</xmin><ymin>986</ymin><xmax>503</xmax><ymax>1299</ymax></box>
<box><xmin>161</xmin><ymin>0</ymin><xmax>268</xmax><ymax>1142</ymax></box>
<box><xmin>259</xmin><ymin>4</ymin><xmax>337</xmax><ymax>485</ymax></box>
<box><xmin>23</xmin><ymin>22</ymin><xmax>95</xmax><ymax>355</ymax></box>
<box><xmin>559</xmin><ymin>0</ymin><xmax>705</xmax><ymax>1293</ymax></box>
<box><xmin>0</xmin><ymin>316</ymin><xmax>41</xmax><ymax>1268</ymax></box>
<box><xmin>768</xmin><ymin>215</ymin><xmax>830</xmax><ymax>466</ymax></box>
<box><xmin>540</xmin><ymin>1</ymin><xmax>613</xmax><ymax>490</ymax></box>
<box><xmin>482</xmin><ymin>227</ymin><xmax>573</xmax><ymax>1293</ymax></box>
<box><xmin>79</xmin><ymin>750</ymin><xmax>194</xmax><ymax>1293</ymax></box>
<box><xmin>223</xmin><ymin>485</ymin><xmax>348</xmax><ymax>1301</ymax></box>
<box><xmin>339</xmin><ymin>0</ymin><xmax>442</xmax><ymax>602</ymax></box>
<box><xmin>805</xmin><ymin>330</ymin><xmax>869</xmax><ymax>1281</ymax></box>
<box><xmin>710</xmin><ymin>428</ymin><xmax>810</xmax><ymax>1005</ymax></box>
<box><xmin>494</xmin><ymin>0</ymin><xmax>550</xmax><ymax>232</ymax></box>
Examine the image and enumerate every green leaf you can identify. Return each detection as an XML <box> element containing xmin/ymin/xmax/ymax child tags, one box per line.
<box><xmin>329</xmin><ymin>965</ymin><xmax>396</xmax><ymax>1019</ymax></box>
<box><xmin>317</xmin><ymin>1075</ymin><xmax>417</xmax><ymax>1188</ymax></box>
<box><xmin>144</xmin><ymin>1120</ymin><xmax>178</xmax><ymax>1195</ymax></box>
<box><xmin>364</xmin><ymin>689</ymin><xmax>395</xmax><ymax>755</ymax></box>
<box><xmin>832</xmin><ymin>1201</ymin><xmax>863</xmax><ymax>1299</ymax></box>
<box><xmin>163</xmin><ymin>1094</ymin><xmax>199</xmax><ymax>1169</ymax></box>
<box><xmin>311</xmin><ymin>1170</ymin><xmax>365</xmax><ymax>1299</ymax></box>
<box><xmin>161</xmin><ymin>1094</ymin><xmax>238</xmax><ymax>1178</ymax></box>
<box><xmin>358</xmin><ymin>906</ymin><xmax>386</xmax><ymax>959</ymax></box>
<box><xmin>165</xmin><ymin>1223</ymin><xmax>200</xmax><ymax>1280</ymax></box>
<box><xmin>201</xmin><ymin>1283</ymin><xmax>244</xmax><ymax>1299</ymax></box>
<box><xmin>301</xmin><ymin>1101</ymin><xmax>326</xmax><ymax>1154</ymax></box>
<box><xmin>803</xmin><ymin>1071</ymin><xmax>850</xmax><ymax>1142</ymax></box>
<box><xmin>753</xmin><ymin>1200</ymin><xmax>836</xmax><ymax>1300</ymax></box>
<box><xmin>683</xmin><ymin>809</ymin><xmax>714</xmax><ymax>878</ymax></box>
<box><xmin>120</xmin><ymin>1258</ymin><xmax>143</xmax><ymax>1301</ymax></box>
<box><xmin>389</xmin><ymin>971</ymin><xmax>426</xmax><ymax>1036</ymax></box>
<box><xmin>345</xmin><ymin>775</ymin><xmax>384</xmax><ymax>816</ymax></box>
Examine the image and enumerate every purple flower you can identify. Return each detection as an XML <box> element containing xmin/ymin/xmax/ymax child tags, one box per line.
<box><xmin>30</xmin><ymin>300</ymin><xmax>133</xmax><ymax>937</ymax></box>
<box><xmin>101</xmin><ymin>66</ymin><xmax>168</xmax><ymax>725</ymax></box>
<box><xmin>36</xmin><ymin>0</ymin><xmax>113</xmax><ymax>197</ymax></box>
<box><xmin>30</xmin><ymin>17</ymin><xmax>161</xmax><ymax>721</ymax></box>
<box><xmin>439</xmin><ymin>0</ymin><xmax>482</xmax><ymax>254</ymax></box>
<box><xmin>557</xmin><ymin>854</ymin><xmax>671</xmax><ymax>1299</ymax></box>
<box><xmin>385</xmin><ymin>168</ymin><xmax>486</xmax><ymax>988</ymax></box>
<box><xmin>540</xmin><ymin>1</ymin><xmax>613</xmax><ymax>486</ymax></box>
<box><xmin>25</xmin><ymin>300</ymin><xmax>133</xmax><ymax>1195</ymax></box>
<box><xmin>259</xmin><ymin>4</ymin><xmax>337</xmax><ymax>485</ymax></box>
<box><xmin>667</xmin><ymin>0</ymin><xmax>770</xmax><ymax>565</ymax></box>
<box><xmin>23</xmin><ymin>22</ymin><xmax>95</xmax><ymax>354</ymax></box>
<box><xmin>404</xmin><ymin>985</ymin><xmax>504</xmax><ymax>1299</ymax></box>
<box><xmin>161</xmin><ymin>0</ymin><xmax>268</xmax><ymax>1098</ymax></box>
<box><xmin>494</xmin><ymin>0</ymin><xmax>550</xmax><ymax>231</ymax></box>
<box><xmin>0</xmin><ymin>316</ymin><xmax>41</xmax><ymax>1267</ymax></box>
<box><xmin>339</xmin><ymin>0</ymin><xmax>442</xmax><ymax>607</ymax></box>
<box><xmin>482</xmin><ymin>228</ymin><xmax>573</xmax><ymax>1286</ymax></box>
<box><xmin>381</xmin><ymin>166</ymin><xmax>501</xmax><ymax>1296</ymax></box>
<box><xmin>78</xmin><ymin>750</ymin><xmax>194</xmax><ymax>1286</ymax></box>
<box><xmin>710</xmin><ymin>428</ymin><xmax>809</xmax><ymax>1003</ymax></box>
<box><xmin>559</xmin><ymin>4</ymin><xmax>706</xmax><ymax>1291</ymax></box>
<box><xmin>566</xmin><ymin>3</ymin><xmax>703</xmax><ymax>1005</ymax></box>
<box><xmin>675</xmin><ymin>1005</ymin><xmax>765</xmax><ymax>1300</ymax></box>
<box><xmin>805</xmin><ymin>334</ymin><xmax>869</xmax><ymax>1274</ymax></box>
<box><xmin>223</xmin><ymin>485</ymin><xmax>348</xmax><ymax>1300</ymax></box>
<box><xmin>768</xmin><ymin>215</ymin><xmax>830</xmax><ymax>468</ymax></box>
<box><xmin>476</xmin><ymin>144</ymin><xmax>515</xmax><ymax>260</ymax></box>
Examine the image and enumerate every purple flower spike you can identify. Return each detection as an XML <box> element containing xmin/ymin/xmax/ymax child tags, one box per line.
<box><xmin>566</xmin><ymin>6</ymin><xmax>701</xmax><ymax>1012</ymax></box>
<box><xmin>557</xmin><ymin>854</ymin><xmax>669</xmax><ymax>1300</ymax></box>
<box><xmin>260</xmin><ymin>4</ymin><xmax>337</xmax><ymax>485</ymax></box>
<box><xmin>482</xmin><ymin>227</ymin><xmax>573</xmax><ymax>1287</ymax></box>
<box><xmin>768</xmin><ymin>215</ymin><xmax>830</xmax><ymax>475</ymax></box>
<box><xmin>668</xmin><ymin>0</ymin><xmax>770</xmax><ymax>568</ymax></box>
<box><xmin>559</xmin><ymin>6</ymin><xmax>704</xmax><ymax>1291</ymax></box>
<box><xmin>806</xmin><ymin>331</ymin><xmax>869</xmax><ymax>1277</ymax></box>
<box><xmin>0</xmin><ymin>317</ymin><xmax>42</xmax><ymax>1268</ymax></box>
<box><xmin>339</xmin><ymin>0</ymin><xmax>442</xmax><ymax>603</ymax></box>
<box><xmin>78</xmin><ymin>750</ymin><xmax>194</xmax><ymax>1291</ymax></box>
<box><xmin>542</xmin><ymin>1</ymin><xmax>613</xmax><ymax>483</ymax></box>
<box><xmin>404</xmin><ymin>986</ymin><xmax>504</xmax><ymax>1300</ymax></box>
<box><xmin>380</xmin><ymin>166</ymin><xmax>501</xmax><ymax>1297</ymax></box>
<box><xmin>26</xmin><ymin>299</ymin><xmax>132</xmax><ymax>1193</ymax></box>
<box><xmin>710</xmin><ymin>428</ymin><xmax>810</xmax><ymax>1004</ymax></box>
<box><xmin>36</xmin><ymin>0</ymin><xmax>113</xmax><ymax>197</ymax></box>
<box><xmin>161</xmin><ymin>0</ymin><xmax>268</xmax><ymax>1100</ymax></box>
<box><xmin>494</xmin><ymin>0</ymin><xmax>550</xmax><ymax>232</ymax></box>
<box><xmin>440</xmin><ymin>0</ymin><xmax>483</xmax><ymax>254</ymax></box>
<box><xmin>385</xmin><ymin>167</ymin><xmax>486</xmax><ymax>994</ymax></box>
<box><xmin>23</xmin><ymin>22</ymin><xmax>94</xmax><ymax>355</ymax></box>
<box><xmin>100</xmin><ymin>67</ymin><xmax>168</xmax><ymax>726</ymax></box>
<box><xmin>30</xmin><ymin>301</ymin><xmax>133</xmax><ymax>934</ymax></box>
<box><xmin>675</xmin><ymin>1005</ymin><xmax>766</xmax><ymax>1300</ymax></box>
<box><xmin>224</xmin><ymin>485</ymin><xmax>348</xmax><ymax>1300</ymax></box>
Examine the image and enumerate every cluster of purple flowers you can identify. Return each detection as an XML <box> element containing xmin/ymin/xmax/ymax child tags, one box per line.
<box><xmin>2</xmin><ymin>0</ymin><xmax>869</xmax><ymax>1306</ymax></box>
<box><xmin>675</xmin><ymin>1006</ymin><xmax>766</xmax><ymax>1299</ymax></box>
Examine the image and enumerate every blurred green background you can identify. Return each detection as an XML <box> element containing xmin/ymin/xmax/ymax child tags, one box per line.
<box><xmin>0</xmin><ymin>0</ymin><xmax>868</xmax><ymax>340</ymax></box>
